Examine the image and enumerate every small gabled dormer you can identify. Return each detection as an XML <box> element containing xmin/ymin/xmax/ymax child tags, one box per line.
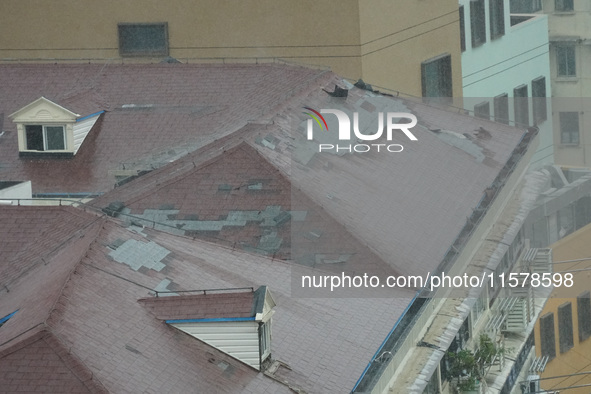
<box><xmin>139</xmin><ymin>286</ymin><xmax>276</xmax><ymax>371</ymax></box>
<box><xmin>9</xmin><ymin>97</ymin><xmax>103</xmax><ymax>158</ymax></box>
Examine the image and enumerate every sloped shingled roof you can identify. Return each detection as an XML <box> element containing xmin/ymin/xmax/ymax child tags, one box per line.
<box><xmin>0</xmin><ymin>63</ymin><xmax>329</xmax><ymax>193</ymax></box>
<box><xmin>0</xmin><ymin>206</ymin><xmax>413</xmax><ymax>393</ymax></box>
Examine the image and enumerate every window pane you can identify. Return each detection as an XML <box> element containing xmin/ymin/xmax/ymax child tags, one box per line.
<box><xmin>25</xmin><ymin>125</ymin><xmax>44</xmax><ymax>151</ymax></box>
<box><xmin>557</xmin><ymin>45</ymin><xmax>576</xmax><ymax>77</ymax></box>
<box><xmin>558</xmin><ymin>302</ymin><xmax>574</xmax><ymax>353</ymax></box>
<box><xmin>45</xmin><ymin>126</ymin><xmax>65</xmax><ymax>150</ymax></box>
<box><xmin>119</xmin><ymin>23</ymin><xmax>169</xmax><ymax>56</ymax></box>
<box><xmin>494</xmin><ymin>93</ymin><xmax>509</xmax><ymax>124</ymax></box>
<box><xmin>532</xmin><ymin>76</ymin><xmax>547</xmax><ymax>124</ymax></box>
<box><xmin>513</xmin><ymin>85</ymin><xmax>529</xmax><ymax>127</ymax></box>
<box><xmin>578</xmin><ymin>292</ymin><xmax>591</xmax><ymax>342</ymax></box>
<box><xmin>560</xmin><ymin>112</ymin><xmax>579</xmax><ymax>144</ymax></box>
<box><xmin>540</xmin><ymin>313</ymin><xmax>556</xmax><ymax>359</ymax></box>
<box><xmin>471</xmin><ymin>0</ymin><xmax>486</xmax><ymax>47</ymax></box>
<box><xmin>489</xmin><ymin>0</ymin><xmax>505</xmax><ymax>39</ymax></box>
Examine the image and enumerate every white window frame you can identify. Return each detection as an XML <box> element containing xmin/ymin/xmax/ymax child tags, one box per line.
<box><xmin>24</xmin><ymin>124</ymin><xmax>67</xmax><ymax>151</ymax></box>
<box><xmin>260</xmin><ymin>320</ymin><xmax>272</xmax><ymax>360</ymax></box>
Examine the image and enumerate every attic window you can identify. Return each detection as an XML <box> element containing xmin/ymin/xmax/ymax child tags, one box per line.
<box><xmin>118</xmin><ymin>23</ymin><xmax>169</xmax><ymax>57</ymax></box>
<box><xmin>25</xmin><ymin>125</ymin><xmax>66</xmax><ymax>151</ymax></box>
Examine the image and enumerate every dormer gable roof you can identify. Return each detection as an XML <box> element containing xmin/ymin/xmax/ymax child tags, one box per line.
<box><xmin>138</xmin><ymin>286</ymin><xmax>275</xmax><ymax>323</ymax></box>
<box><xmin>9</xmin><ymin>96</ymin><xmax>79</xmax><ymax>123</ymax></box>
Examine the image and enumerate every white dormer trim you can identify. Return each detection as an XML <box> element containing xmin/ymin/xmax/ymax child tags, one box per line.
<box><xmin>9</xmin><ymin>96</ymin><xmax>80</xmax><ymax>120</ymax></box>
<box><xmin>9</xmin><ymin>97</ymin><xmax>102</xmax><ymax>156</ymax></box>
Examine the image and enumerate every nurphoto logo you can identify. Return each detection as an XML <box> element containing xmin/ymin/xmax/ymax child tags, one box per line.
<box><xmin>304</xmin><ymin>107</ymin><xmax>418</xmax><ymax>153</ymax></box>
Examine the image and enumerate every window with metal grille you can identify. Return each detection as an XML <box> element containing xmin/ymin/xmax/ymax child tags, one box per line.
<box><xmin>559</xmin><ymin>112</ymin><xmax>579</xmax><ymax>145</ymax></box>
<box><xmin>470</xmin><ymin>0</ymin><xmax>486</xmax><ymax>47</ymax></box>
<box><xmin>118</xmin><ymin>23</ymin><xmax>169</xmax><ymax>57</ymax></box>
<box><xmin>489</xmin><ymin>0</ymin><xmax>505</xmax><ymax>39</ymax></box>
<box><xmin>532</xmin><ymin>76</ymin><xmax>547</xmax><ymax>124</ymax></box>
<box><xmin>513</xmin><ymin>85</ymin><xmax>529</xmax><ymax>127</ymax></box>
<box><xmin>556</xmin><ymin>45</ymin><xmax>576</xmax><ymax>77</ymax></box>
<box><xmin>558</xmin><ymin>302</ymin><xmax>574</xmax><ymax>353</ymax></box>
<box><xmin>494</xmin><ymin>93</ymin><xmax>509</xmax><ymax>124</ymax></box>
<box><xmin>540</xmin><ymin>312</ymin><xmax>556</xmax><ymax>359</ymax></box>
<box><xmin>421</xmin><ymin>54</ymin><xmax>453</xmax><ymax>98</ymax></box>
<box><xmin>578</xmin><ymin>292</ymin><xmax>591</xmax><ymax>342</ymax></box>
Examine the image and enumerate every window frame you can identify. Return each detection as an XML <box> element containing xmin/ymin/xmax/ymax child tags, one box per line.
<box><xmin>559</xmin><ymin>111</ymin><xmax>580</xmax><ymax>145</ymax></box>
<box><xmin>556</xmin><ymin>45</ymin><xmax>576</xmax><ymax>77</ymax></box>
<box><xmin>24</xmin><ymin>124</ymin><xmax>66</xmax><ymax>151</ymax></box>
<box><xmin>259</xmin><ymin>320</ymin><xmax>272</xmax><ymax>361</ymax></box>
<box><xmin>421</xmin><ymin>53</ymin><xmax>453</xmax><ymax>98</ymax></box>
<box><xmin>118</xmin><ymin>22</ymin><xmax>169</xmax><ymax>57</ymax></box>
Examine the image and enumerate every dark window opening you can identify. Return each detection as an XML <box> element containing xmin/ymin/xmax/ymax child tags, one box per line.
<box><xmin>25</xmin><ymin>125</ymin><xmax>65</xmax><ymax>151</ymax></box>
<box><xmin>513</xmin><ymin>85</ymin><xmax>529</xmax><ymax>127</ymax></box>
<box><xmin>494</xmin><ymin>93</ymin><xmax>509</xmax><ymax>124</ymax></box>
<box><xmin>558</xmin><ymin>302</ymin><xmax>574</xmax><ymax>353</ymax></box>
<box><xmin>470</xmin><ymin>0</ymin><xmax>486</xmax><ymax>48</ymax></box>
<box><xmin>555</xmin><ymin>0</ymin><xmax>574</xmax><ymax>12</ymax></box>
<box><xmin>532</xmin><ymin>76</ymin><xmax>547</xmax><ymax>124</ymax></box>
<box><xmin>25</xmin><ymin>125</ymin><xmax>43</xmax><ymax>151</ymax></box>
<box><xmin>118</xmin><ymin>23</ymin><xmax>169</xmax><ymax>57</ymax></box>
<box><xmin>540</xmin><ymin>312</ymin><xmax>556</xmax><ymax>359</ymax></box>
<box><xmin>560</xmin><ymin>112</ymin><xmax>579</xmax><ymax>145</ymax></box>
<box><xmin>578</xmin><ymin>292</ymin><xmax>591</xmax><ymax>342</ymax></box>
<box><xmin>421</xmin><ymin>54</ymin><xmax>453</xmax><ymax>98</ymax></box>
<box><xmin>489</xmin><ymin>0</ymin><xmax>505</xmax><ymax>39</ymax></box>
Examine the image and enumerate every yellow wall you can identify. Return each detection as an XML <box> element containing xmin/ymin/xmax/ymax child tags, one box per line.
<box><xmin>0</xmin><ymin>0</ymin><xmax>462</xmax><ymax>97</ymax></box>
<box><xmin>534</xmin><ymin>224</ymin><xmax>591</xmax><ymax>393</ymax></box>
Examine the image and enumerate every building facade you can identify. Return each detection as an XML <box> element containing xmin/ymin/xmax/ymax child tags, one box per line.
<box><xmin>533</xmin><ymin>223</ymin><xmax>591</xmax><ymax>394</ymax></box>
<box><xmin>460</xmin><ymin>0</ymin><xmax>554</xmax><ymax>169</ymax></box>
<box><xmin>0</xmin><ymin>0</ymin><xmax>462</xmax><ymax>98</ymax></box>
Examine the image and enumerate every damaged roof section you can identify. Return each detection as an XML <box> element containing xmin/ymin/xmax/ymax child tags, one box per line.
<box><xmin>0</xmin><ymin>206</ymin><xmax>413</xmax><ymax>392</ymax></box>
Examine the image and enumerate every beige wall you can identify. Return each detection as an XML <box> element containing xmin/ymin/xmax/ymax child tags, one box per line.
<box><xmin>357</xmin><ymin>0</ymin><xmax>462</xmax><ymax>97</ymax></box>
<box><xmin>0</xmin><ymin>0</ymin><xmax>462</xmax><ymax>97</ymax></box>
<box><xmin>534</xmin><ymin>224</ymin><xmax>591</xmax><ymax>393</ymax></box>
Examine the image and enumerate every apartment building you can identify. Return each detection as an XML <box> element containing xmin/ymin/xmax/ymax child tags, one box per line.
<box><xmin>459</xmin><ymin>0</ymin><xmax>554</xmax><ymax>169</ymax></box>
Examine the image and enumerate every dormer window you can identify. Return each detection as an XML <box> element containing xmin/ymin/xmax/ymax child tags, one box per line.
<box><xmin>9</xmin><ymin>97</ymin><xmax>104</xmax><ymax>158</ymax></box>
<box><xmin>25</xmin><ymin>125</ymin><xmax>66</xmax><ymax>151</ymax></box>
